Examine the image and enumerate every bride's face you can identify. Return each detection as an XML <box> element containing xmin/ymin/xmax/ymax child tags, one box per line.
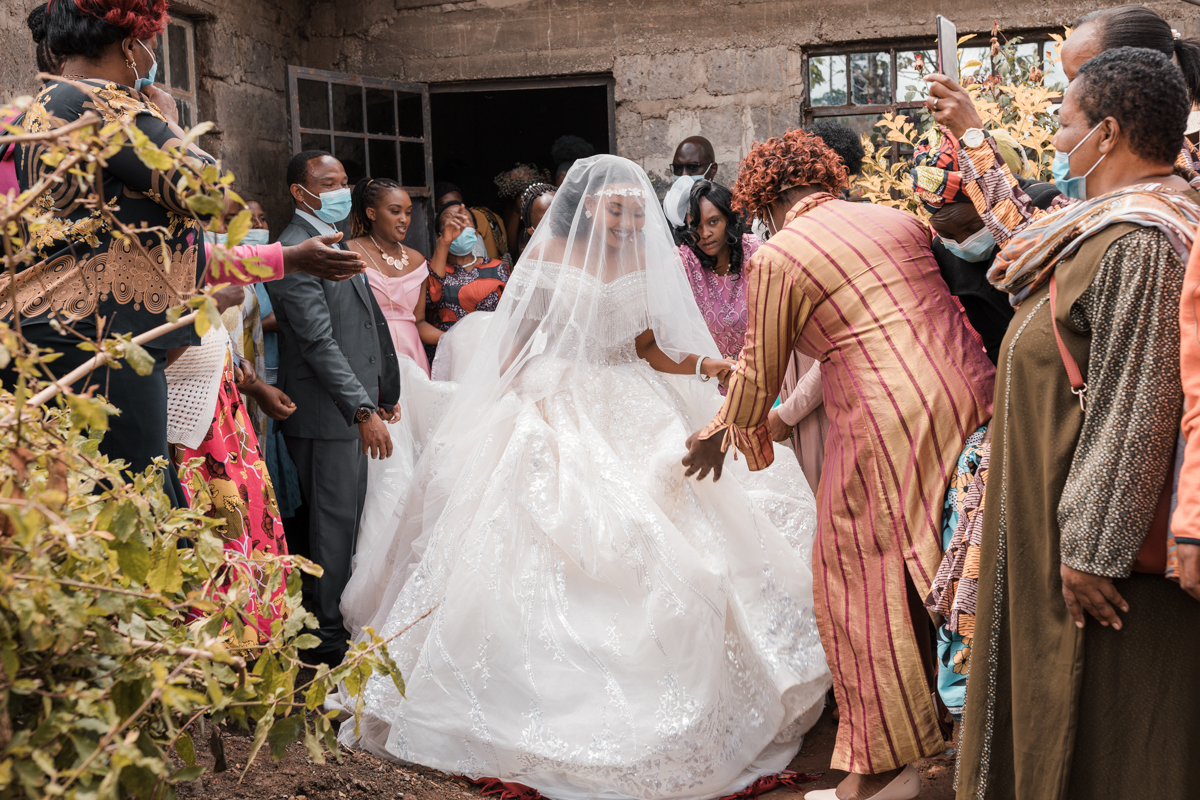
<box><xmin>585</xmin><ymin>183</ymin><xmax>647</xmax><ymax>249</ymax></box>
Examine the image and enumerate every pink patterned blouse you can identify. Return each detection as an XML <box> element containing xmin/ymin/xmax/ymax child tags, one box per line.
<box><xmin>679</xmin><ymin>234</ymin><xmax>763</xmax><ymax>360</ymax></box>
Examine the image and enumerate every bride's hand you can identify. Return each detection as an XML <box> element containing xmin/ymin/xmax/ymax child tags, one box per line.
<box><xmin>701</xmin><ymin>357</ymin><xmax>734</xmax><ymax>385</ymax></box>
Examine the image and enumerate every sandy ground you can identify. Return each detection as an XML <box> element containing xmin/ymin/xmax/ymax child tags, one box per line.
<box><xmin>175</xmin><ymin>700</ymin><xmax>957</xmax><ymax>800</ymax></box>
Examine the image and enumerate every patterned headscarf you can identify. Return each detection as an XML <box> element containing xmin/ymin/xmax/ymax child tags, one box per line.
<box><xmin>912</xmin><ymin>126</ymin><xmax>1032</xmax><ymax>212</ymax></box>
<box><xmin>988</xmin><ymin>179</ymin><xmax>1200</xmax><ymax>306</ymax></box>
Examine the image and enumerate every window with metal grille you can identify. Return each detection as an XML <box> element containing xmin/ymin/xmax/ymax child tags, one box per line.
<box><xmin>803</xmin><ymin>32</ymin><xmax>1066</xmax><ymax>157</ymax></box>
<box><xmin>150</xmin><ymin>16</ymin><xmax>197</xmax><ymax>129</ymax></box>
<box><xmin>287</xmin><ymin>67</ymin><xmax>434</xmax><ymax>253</ymax></box>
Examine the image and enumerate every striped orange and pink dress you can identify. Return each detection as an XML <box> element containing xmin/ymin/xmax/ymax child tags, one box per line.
<box><xmin>701</xmin><ymin>192</ymin><xmax>995</xmax><ymax>773</ymax></box>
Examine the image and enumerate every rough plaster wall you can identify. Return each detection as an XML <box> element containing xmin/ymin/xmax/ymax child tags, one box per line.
<box><xmin>292</xmin><ymin>0</ymin><xmax>1200</xmax><ymax>187</ymax></box>
<box><xmin>1</xmin><ymin>1</ymin><xmax>44</xmax><ymax>100</ymax></box>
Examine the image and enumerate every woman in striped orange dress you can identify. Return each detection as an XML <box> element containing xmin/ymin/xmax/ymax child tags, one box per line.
<box><xmin>685</xmin><ymin>129</ymin><xmax>995</xmax><ymax>800</ymax></box>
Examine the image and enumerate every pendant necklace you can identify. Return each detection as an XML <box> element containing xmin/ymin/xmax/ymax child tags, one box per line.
<box><xmin>369</xmin><ymin>234</ymin><xmax>409</xmax><ymax>271</ymax></box>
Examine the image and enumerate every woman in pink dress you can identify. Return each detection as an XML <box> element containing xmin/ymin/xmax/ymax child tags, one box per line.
<box><xmin>677</xmin><ymin>180</ymin><xmax>762</xmax><ymax>369</ymax></box>
<box><xmin>348</xmin><ymin>178</ymin><xmax>441</xmax><ymax>376</ymax></box>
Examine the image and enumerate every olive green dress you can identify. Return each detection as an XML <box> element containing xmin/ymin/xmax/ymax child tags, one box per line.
<box><xmin>957</xmin><ymin>222</ymin><xmax>1200</xmax><ymax>800</ymax></box>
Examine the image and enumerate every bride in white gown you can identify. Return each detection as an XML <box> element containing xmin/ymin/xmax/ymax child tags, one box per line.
<box><xmin>338</xmin><ymin>155</ymin><xmax>830</xmax><ymax>800</ymax></box>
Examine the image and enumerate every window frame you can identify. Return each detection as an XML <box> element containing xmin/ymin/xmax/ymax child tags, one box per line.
<box><xmin>802</xmin><ymin>31</ymin><xmax>1065</xmax><ymax>153</ymax></box>
<box><xmin>151</xmin><ymin>15</ymin><xmax>198</xmax><ymax>129</ymax></box>
<box><xmin>287</xmin><ymin>66</ymin><xmax>435</xmax><ymax>249</ymax></box>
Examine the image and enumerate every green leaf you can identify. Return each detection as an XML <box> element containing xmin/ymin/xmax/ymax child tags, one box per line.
<box><xmin>122</xmin><ymin>340</ymin><xmax>154</xmax><ymax>376</ymax></box>
<box><xmin>304</xmin><ymin>680</ymin><xmax>328</xmax><ymax>712</ymax></box>
<box><xmin>292</xmin><ymin>634</ymin><xmax>321</xmax><ymax>651</ymax></box>
<box><xmin>136</xmin><ymin>146</ymin><xmax>174</xmax><ymax>172</ymax></box>
<box><xmin>175</xmin><ymin>731</ymin><xmax>196</xmax><ymax>767</ymax></box>
<box><xmin>115</xmin><ymin>538</ymin><xmax>151</xmax><ymax>584</ymax></box>
<box><xmin>266</xmin><ymin>715</ymin><xmax>303</xmax><ymax>760</ymax></box>
<box><xmin>187</xmin><ymin>193</ymin><xmax>225</xmax><ymax>218</ymax></box>
<box><xmin>181</xmin><ymin>121</ymin><xmax>214</xmax><ymax>148</ymax></box>
<box><xmin>146</xmin><ymin>542</ymin><xmax>182</xmax><ymax>595</ymax></box>
<box><xmin>171</xmin><ymin>765</ymin><xmax>204</xmax><ymax>784</ymax></box>
<box><xmin>224</xmin><ymin>209</ymin><xmax>251</xmax><ymax>247</ymax></box>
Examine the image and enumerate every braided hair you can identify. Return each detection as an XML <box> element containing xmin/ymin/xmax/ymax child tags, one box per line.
<box><xmin>517</xmin><ymin>182</ymin><xmax>556</xmax><ymax>251</ymax></box>
<box><xmin>27</xmin><ymin>5</ymin><xmax>60</xmax><ymax>76</ymax></box>
<box><xmin>350</xmin><ymin>176</ymin><xmax>403</xmax><ymax>239</ymax></box>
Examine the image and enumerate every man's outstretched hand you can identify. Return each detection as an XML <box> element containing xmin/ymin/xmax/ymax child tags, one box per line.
<box><xmin>682</xmin><ymin>430</ymin><xmax>727</xmax><ymax>482</ymax></box>
<box><xmin>282</xmin><ymin>233</ymin><xmax>365</xmax><ymax>282</ymax></box>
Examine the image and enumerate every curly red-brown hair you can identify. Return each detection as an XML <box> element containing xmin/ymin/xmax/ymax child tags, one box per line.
<box><xmin>731</xmin><ymin>129</ymin><xmax>847</xmax><ymax>219</ymax></box>
<box><xmin>71</xmin><ymin>0</ymin><xmax>169</xmax><ymax>40</ymax></box>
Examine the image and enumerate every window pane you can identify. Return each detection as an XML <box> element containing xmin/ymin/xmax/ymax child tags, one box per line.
<box><xmin>366</xmin><ymin>89</ymin><xmax>396</xmax><ymax>136</ymax></box>
<box><xmin>168</xmin><ymin>23</ymin><xmax>190</xmax><ymax>91</ymax></box>
<box><xmin>151</xmin><ymin>37</ymin><xmax>165</xmax><ymax>81</ymax></box>
<box><xmin>175</xmin><ymin>98</ymin><xmax>193</xmax><ymax>129</ymax></box>
<box><xmin>369</xmin><ymin>138</ymin><xmax>399</xmax><ymax>181</ymax></box>
<box><xmin>850</xmin><ymin>52</ymin><xmax>890</xmax><ymax>106</ymax></box>
<box><xmin>824</xmin><ymin>113</ymin><xmax>890</xmax><ymax>154</ymax></box>
<box><xmin>1042</xmin><ymin>41</ymin><xmax>1068</xmax><ymax>92</ymax></box>
<box><xmin>397</xmin><ymin>92</ymin><xmax>423</xmax><ymax>138</ymax></box>
<box><xmin>297</xmin><ymin>80</ymin><xmax>329</xmax><ymax>130</ymax></box>
<box><xmin>334</xmin><ymin>136</ymin><xmax>366</xmax><ymax>185</ymax></box>
<box><xmin>959</xmin><ymin>46</ymin><xmax>993</xmax><ymax>82</ymax></box>
<box><xmin>809</xmin><ymin>55</ymin><xmax>847</xmax><ymax>107</ymax></box>
<box><xmin>332</xmin><ymin>84</ymin><xmax>364</xmax><ymax>133</ymax></box>
<box><xmin>300</xmin><ymin>132</ymin><xmax>331</xmax><ymax>153</ymax></box>
<box><xmin>896</xmin><ymin>50</ymin><xmax>935</xmax><ymax>103</ymax></box>
<box><xmin>400</xmin><ymin>142</ymin><xmax>426</xmax><ymax>188</ymax></box>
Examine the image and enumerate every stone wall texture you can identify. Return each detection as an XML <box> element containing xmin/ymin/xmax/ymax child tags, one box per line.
<box><xmin>3</xmin><ymin>0</ymin><xmax>1199</xmax><ymax>222</ymax></box>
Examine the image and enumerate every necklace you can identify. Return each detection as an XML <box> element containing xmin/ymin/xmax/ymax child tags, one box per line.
<box><xmin>369</xmin><ymin>234</ymin><xmax>409</xmax><ymax>271</ymax></box>
<box><xmin>360</xmin><ymin>249</ymin><xmax>403</xmax><ymax>319</ymax></box>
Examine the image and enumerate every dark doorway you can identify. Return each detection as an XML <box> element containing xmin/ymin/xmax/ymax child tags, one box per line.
<box><xmin>429</xmin><ymin>78</ymin><xmax>614</xmax><ymax>252</ymax></box>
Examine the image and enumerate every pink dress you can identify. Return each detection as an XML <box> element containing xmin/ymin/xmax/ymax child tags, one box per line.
<box><xmin>366</xmin><ymin>261</ymin><xmax>432</xmax><ymax>376</ymax></box>
<box><xmin>678</xmin><ymin>235</ymin><xmax>762</xmax><ymax>360</ymax></box>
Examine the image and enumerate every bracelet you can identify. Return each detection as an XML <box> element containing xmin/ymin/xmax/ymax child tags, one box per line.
<box><xmin>695</xmin><ymin>356</ymin><xmax>710</xmax><ymax>382</ymax></box>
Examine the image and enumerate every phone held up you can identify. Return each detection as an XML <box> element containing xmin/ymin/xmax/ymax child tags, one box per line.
<box><xmin>936</xmin><ymin>15</ymin><xmax>959</xmax><ymax>81</ymax></box>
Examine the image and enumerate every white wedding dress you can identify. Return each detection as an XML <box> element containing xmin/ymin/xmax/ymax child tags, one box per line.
<box><xmin>338</xmin><ymin>156</ymin><xmax>830</xmax><ymax>800</ymax></box>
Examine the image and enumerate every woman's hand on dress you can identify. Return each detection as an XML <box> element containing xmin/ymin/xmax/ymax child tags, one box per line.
<box><xmin>141</xmin><ymin>84</ymin><xmax>179</xmax><ymax>126</ymax></box>
<box><xmin>767</xmin><ymin>408</ymin><xmax>792</xmax><ymax>442</ymax></box>
<box><xmin>924</xmin><ymin>74</ymin><xmax>985</xmax><ymax>140</ymax></box>
<box><xmin>254</xmin><ymin>384</ymin><xmax>296</xmax><ymax>421</ymax></box>
<box><xmin>378</xmin><ymin>403</ymin><xmax>401</xmax><ymax>423</ymax></box>
<box><xmin>212</xmin><ymin>285</ymin><xmax>245</xmax><ymax>313</ymax></box>
<box><xmin>1061</xmin><ymin>564</ymin><xmax>1129</xmax><ymax>630</ymax></box>
<box><xmin>282</xmin><ymin>234</ymin><xmax>366</xmax><ymax>281</ymax></box>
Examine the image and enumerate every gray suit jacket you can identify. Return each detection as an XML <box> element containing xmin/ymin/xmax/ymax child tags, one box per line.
<box><xmin>267</xmin><ymin>213</ymin><xmax>401</xmax><ymax>440</ymax></box>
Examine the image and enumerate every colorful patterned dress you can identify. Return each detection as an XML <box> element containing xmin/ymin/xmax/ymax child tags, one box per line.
<box><xmin>425</xmin><ymin>257</ymin><xmax>510</xmax><ymax>361</ymax></box>
<box><xmin>172</xmin><ymin>356</ymin><xmax>289</xmax><ymax>643</ymax></box>
<box><xmin>701</xmin><ymin>193</ymin><xmax>996</xmax><ymax>775</ymax></box>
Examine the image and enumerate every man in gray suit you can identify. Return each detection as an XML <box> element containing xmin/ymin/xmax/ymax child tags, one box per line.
<box><xmin>267</xmin><ymin>150</ymin><xmax>401</xmax><ymax>666</ymax></box>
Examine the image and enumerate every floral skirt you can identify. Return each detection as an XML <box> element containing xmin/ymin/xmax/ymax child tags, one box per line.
<box><xmin>172</xmin><ymin>361</ymin><xmax>289</xmax><ymax>643</ymax></box>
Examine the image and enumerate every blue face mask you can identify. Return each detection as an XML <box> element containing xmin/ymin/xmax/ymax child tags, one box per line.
<box><xmin>133</xmin><ymin>40</ymin><xmax>158</xmax><ymax>92</ymax></box>
<box><xmin>241</xmin><ymin>228</ymin><xmax>270</xmax><ymax>246</ymax></box>
<box><xmin>940</xmin><ymin>226</ymin><xmax>996</xmax><ymax>263</ymax></box>
<box><xmin>1052</xmin><ymin>120</ymin><xmax>1108</xmax><ymax>202</ymax></box>
<box><xmin>449</xmin><ymin>226</ymin><xmax>479</xmax><ymax>256</ymax></box>
<box><xmin>203</xmin><ymin>231</ymin><xmax>227</xmax><ymax>245</ymax></box>
<box><xmin>302</xmin><ymin>186</ymin><xmax>353</xmax><ymax>224</ymax></box>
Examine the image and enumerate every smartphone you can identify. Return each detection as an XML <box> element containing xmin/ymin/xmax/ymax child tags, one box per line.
<box><xmin>936</xmin><ymin>15</ymin><xmax>959</xmax><ymax>80</ymax></box>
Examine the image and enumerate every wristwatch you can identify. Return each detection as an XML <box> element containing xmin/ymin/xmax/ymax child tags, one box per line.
<box><xmin>962</xmin><ymin>127</ymin><xmax>986</xmax><ymax>149</ymax></box>
<box><xmin>354</xmin><ymin>405</ymin><xmax>375</xmax><ymax>424</ymax></box>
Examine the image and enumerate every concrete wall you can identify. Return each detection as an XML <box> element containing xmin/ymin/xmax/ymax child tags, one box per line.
<box><xmin>292</xmin><ymin>0</ymin><xmax>1200</xmax><ymax>187</ymax></box>
<box><xmin>4</xmin><ymin>0</ymin><xmax>1200</xmax><ymax>217</ymax></box>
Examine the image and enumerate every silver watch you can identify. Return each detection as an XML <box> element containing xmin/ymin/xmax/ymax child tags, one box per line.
<box><xmin>962</xmin><ymin>127</ymin><xmax>986</xmax><ymax>149</ymax></box>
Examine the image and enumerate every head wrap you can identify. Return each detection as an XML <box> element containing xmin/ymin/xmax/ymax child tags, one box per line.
<box><xmin>912</xmin><ymin>125</ymin><xmax>1032</xmax><ymax>212</ymax></box>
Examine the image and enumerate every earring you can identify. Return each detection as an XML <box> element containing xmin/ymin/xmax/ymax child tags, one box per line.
<box><xmin>584</xmin><ymin>209</ymin><xmax>593</xmax><ymax>219</ymax></box>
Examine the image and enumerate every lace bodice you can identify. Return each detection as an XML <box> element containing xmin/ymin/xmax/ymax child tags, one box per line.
<box><xmin>507</xmin><ymin>259</ymin><xmax>651</xmax><ymax>363</ymax></box>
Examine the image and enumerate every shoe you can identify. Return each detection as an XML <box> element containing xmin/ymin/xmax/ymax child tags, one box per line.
<box><xmin>805</xmin><ymin>764</ymin><xmax>920</xmax><ymax>800</ymax></box>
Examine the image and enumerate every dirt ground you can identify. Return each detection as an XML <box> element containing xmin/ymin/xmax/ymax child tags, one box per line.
<box><xmin>176</xmin><ymin>701</ymin><xmax>957</xmax><ymax>800</ymax></box>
